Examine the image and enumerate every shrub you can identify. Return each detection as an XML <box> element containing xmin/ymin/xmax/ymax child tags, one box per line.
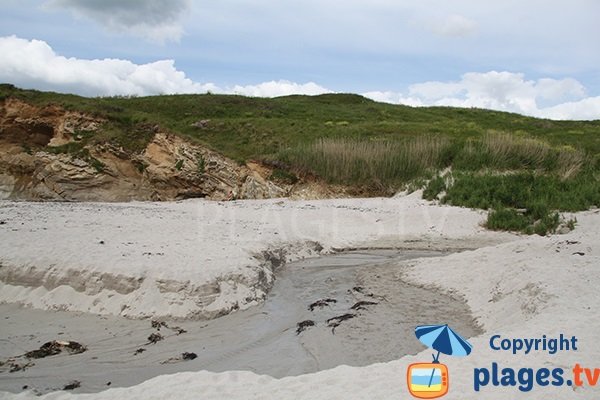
<box><xmin>486</xmin><ymin>208</ymin><xmax>560</xmax><ymax>236</ymax></box>
<box><xmin>423</xmin><ymin>176</ymin><xmax>446</xmax><ymax>200</ymax></box>
<box><xmin>441</xmin><ymin>172</ymin><xmax>600</xmax><ymax>212</ymax></box>
<box><xmin>527</xmin><ymin>201</ymin><xmax>549</xmax><ymax>221</ymax></box>
<box><xmin>133</xmin><ymin>160</ymin><xmax>148</xmax><ymax>173</ymax></box>
<box><xmin>445</xmin><ymin>172</ymin><xmax>598</xmax><ymax>235</ymax></box>
<box><xmin>534</xmin><ymin>212</ymin><xmax>560</xmax><ymax>236</ymax></box>
<box><xmin>21</xmin><ymin>144</ymin><xmax>33</xmax><ymax>155</ymax></box>
<box><xmin>196</xmin><ymin>154</ymin><xmax>205</xmax><ymax>175</ymax></box>
<box><xmin>44</xmin><ymin>142</ymin><xmax>84</xmax><ymax>155</ymax></box>
<box><xmin>45</xmin><ymin>144</ymin><xmax>105</xmax><ymax>174</ymax></box>
<box><xmin>269</xmin><ymin>168</ymin><xmax>298</xmax><ymax>185</ymax></box>
<box><xmin>90</xmin><ymin>158</ymin><xmax>105</xmax><ymax>173</ymax></box>
<box><xmin>486</xmin><ymin>209</ymin><xmax>530</xmax><ymax>232</ymax></box>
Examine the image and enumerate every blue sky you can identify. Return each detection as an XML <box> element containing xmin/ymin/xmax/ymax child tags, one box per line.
<box><xmin>1</xmin><ymin>0</ymin><xmax>599</xmax><ymax>119</ymax></box>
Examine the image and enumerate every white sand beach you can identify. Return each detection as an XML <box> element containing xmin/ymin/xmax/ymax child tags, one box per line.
<box><xmin>1</xmin><ymin>193</ymin><xmax>599</xmax><ymax>399</ymax></box>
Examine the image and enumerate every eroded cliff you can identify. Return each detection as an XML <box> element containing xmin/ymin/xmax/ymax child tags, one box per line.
<box><xmin>0</xmin><ymin>98</ymin><xmax>295</xmax><ymax>201</ymax></box>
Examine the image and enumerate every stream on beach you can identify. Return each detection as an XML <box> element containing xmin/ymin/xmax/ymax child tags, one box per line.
<box><xmin>0</xmin><ymin>249</ymin><xmax>481</xmax><ymax>394</ymax></box>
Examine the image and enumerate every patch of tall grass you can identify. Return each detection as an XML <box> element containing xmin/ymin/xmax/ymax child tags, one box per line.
<box><xmin>440</xmin><ymin>172</ymin><xmax>600</xmax><ymax>212</ymax></box>
<box><xmin>486</xmin><ymin>208</ymin><xmax>561</xmax><ymax>236</ymax></box>
<box><xmin>455</xmin><ymin>131</ymin><xmax>585</xmax><ymax>178</ymax></box>
<box><xmin>283</xmin><ymin>131</ymin><xmax>588</xmax><ymax>188</ymax></box>
<box><xmin>424</xmin><ymin>172</ymin><xmax>599</xmax><ymax>235</ymax></box>
<box><xmin>414</xmin><ymin>131</ymin><xmax>596</xmax><ymax>235</ymax></box>
<box><xmin>281</xmin><ymin>136</ymin><xmax>451</xmax><ymax>186</ymax></box>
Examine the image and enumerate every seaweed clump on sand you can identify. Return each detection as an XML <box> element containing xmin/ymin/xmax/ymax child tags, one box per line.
<box><xmin>25</xmin><ymin>340</ymin><xmax>87</xmax><ymax>359</ymax></box>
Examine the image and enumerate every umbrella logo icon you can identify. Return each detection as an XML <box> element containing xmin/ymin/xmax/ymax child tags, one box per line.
<box><xmin>407</xmin><ymin>324</ymin><xmax>473</xmax><ymax>399</ymax></box>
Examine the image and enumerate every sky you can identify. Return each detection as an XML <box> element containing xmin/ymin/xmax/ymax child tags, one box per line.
<box><xmin>0</xmin><ymin>0</ymin><xmax>599</xmax><ymax>120</ymax></box>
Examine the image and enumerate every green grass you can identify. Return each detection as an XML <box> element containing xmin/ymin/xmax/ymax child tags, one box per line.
<box><xmin>196</xmin><ymin>154</ymin><xmax>205</xmax><ymax>175</ymax></box>
<box><xmin>3</xmin><ymin>84</ymin><xmax>599</xmax><ymax>163</ymax></box>
<box><xmin>454</xmin><ymin>131</ymin><xmax>585</xmax><ymax>177</ymax></box>
<box><xmin>486</xmin><ymin>208</ymin><xmax>532</xmax><ymax>232</ymax></box>
<box><xmin>424</xmin><ymin>172</ymin><xmax>600</xmax><ymax>235</ymax></box>
<box><xmin>486</xmin><ymin>208</ymin><xmax>561</xmax><ymax>236</ymax></box>
<box><xmin>45</xmin><ymin>143</ymin><xmax>106</xmax><ymax>173</ymax></box>
<box><xmin>269</xmin><ymin>168</ymin><xmax>298</xmax><ymax>185</ymax></box>
<box><xmin>2</xmin><ymin>83</ymin><xmax>599</xmax><ymax>234</ymax></box>
<box><xmin>422</xmin><ymin>176</ymin><xmax>446</xmax><ymax>200</ymax></box>
<box><xmin>280</xmin><ymin>136</ymin><xmax>449</xmax><ymax>187</ymax></box>
<box><xmin>439</xmin><ymin>173</ymin><xmax>600</xmax><ymax>212</ymax></box>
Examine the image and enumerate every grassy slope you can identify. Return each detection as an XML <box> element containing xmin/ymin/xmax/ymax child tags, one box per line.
<box><xmin>2</xmin><ymin>84</ymin><xmax>599</xmax><ymax>161</ymax></box>
<box><xmin>2</xmin><ymin>84</ymin><xmax>599</xmax><ymax>234</ymax></box>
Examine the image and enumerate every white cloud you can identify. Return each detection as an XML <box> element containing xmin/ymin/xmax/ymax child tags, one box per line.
<box><xmin>45</xmin><ymin>0</ymin><xmax>191</xmax><ymax>43</ymax></box>
<box><xmin>364</xmin><ymin>71</ymin><xmax>599</xmax><ymax>121</ymax></box>
<box><xmin>429</xmin><ymin>14</ymin><xmax>478</xmax><ymax>37</ymax></box>
<box><xmin>231</xmin><ymin>81</ymin><xmax>332</xmax><ymax>97</ymax></box>
<box><xmin>535</xmin><ymin>78</ymin><xmax>586</xmax><ymax>101</ymax></box>
<box><xmin>408</xmin><ymin>81</ymin><xmax>464</xmax><ymax>100</ymax></box>
<box><xmin>537</xmin><ymin>97</ymin><xmax>600</xmax><ymax>121</ymax></box>
<box><xmin>361</xmin><ymin>91</ymin><xmax>424</xmax><ymax>107</ymax></box>
<box><xmin>0</xmin><ymin>36</ymin><xmax>597</xmax><ymax>120</ymax></box>
<box><xmin>0</xmin><ymin>36</ymin><xmax>330</xmax><ymax>98</ymax></box>
<box><xmin>0</xmin><ymin>36</ymin><xmax>211</xmax><ymax>96</ymax></box>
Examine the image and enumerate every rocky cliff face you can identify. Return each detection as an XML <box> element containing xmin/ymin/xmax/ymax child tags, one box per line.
<box><xmin>0</xmin><ymin>98</ymin><xmax>294</xmax><ymax>201</ymax></box>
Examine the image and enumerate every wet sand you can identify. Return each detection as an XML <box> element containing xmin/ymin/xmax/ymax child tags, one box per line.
<box><xmin>0</xmin><ymin>250</ymin><xmax>480</xmax><ymax>395</ymax></box>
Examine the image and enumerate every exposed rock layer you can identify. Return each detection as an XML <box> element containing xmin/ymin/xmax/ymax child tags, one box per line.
<box><xmin>0</xmin><ymin>98</ymin><xmax>293</xmax><ymax>201</ymax></box>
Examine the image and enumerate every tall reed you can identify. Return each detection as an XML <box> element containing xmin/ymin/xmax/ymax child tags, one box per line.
<box><xmin>456</xmin><ymin>131</ymin><xmax>585</xmax><ymax>177</ymax></box>
<box><xmin>283</xmin><ymin>136</ymin><xmax>450</xmax><ymax>185</ymax></box>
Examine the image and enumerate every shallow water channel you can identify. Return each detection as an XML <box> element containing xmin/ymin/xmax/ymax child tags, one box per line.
<box><xmin>0</xmin><ymin>249</ymin><xmax>480</xmax><ymax>394</ymax></box>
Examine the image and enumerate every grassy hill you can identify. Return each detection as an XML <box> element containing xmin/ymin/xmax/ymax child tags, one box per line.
<box><xmin>2</xmin><ymin>83</ymin><xmax>599</xmax><ymax>234</ymax></box>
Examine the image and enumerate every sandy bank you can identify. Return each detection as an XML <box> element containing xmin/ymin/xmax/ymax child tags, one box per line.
<box><xmin>0</xmin><ymin>250</ymin><xmax>482</xmax><ymax>394</ymax></box>
<box><xmin>2</xmin><ymin>195</ymin><xmax>598</xmax><ymax>399</ymax></box>
<box><xmin>0</xmin><ymin>192</ymin><xmax>513</xmax><ymax>320</ymax></box>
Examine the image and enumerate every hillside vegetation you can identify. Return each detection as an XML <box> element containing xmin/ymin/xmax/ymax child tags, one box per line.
<box><xmin>1</xmin><ymin>83</ymin><xmax>599</xmax><ymax>234</ymax></box>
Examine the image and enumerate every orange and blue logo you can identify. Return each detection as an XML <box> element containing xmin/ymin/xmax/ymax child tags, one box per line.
<box><xmin>407</xmin><ymin>362</ymin><xmax>449</xmax><ymax>399</ymax></box>
<box><xmin>407</xmin><ymin>324</ymin><xmax>473</xmax><ymax>399</ymax></box>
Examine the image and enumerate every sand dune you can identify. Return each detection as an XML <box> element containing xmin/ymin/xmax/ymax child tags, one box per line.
<box><xmin>1</xmin><ymin>193</ymin><xmax>599</xmax><ymax>399</ymax></box>
<box><xmin>0</xmin><ymin>192</ymin><xmax>511</xmax><ymax>320</ymax></box>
